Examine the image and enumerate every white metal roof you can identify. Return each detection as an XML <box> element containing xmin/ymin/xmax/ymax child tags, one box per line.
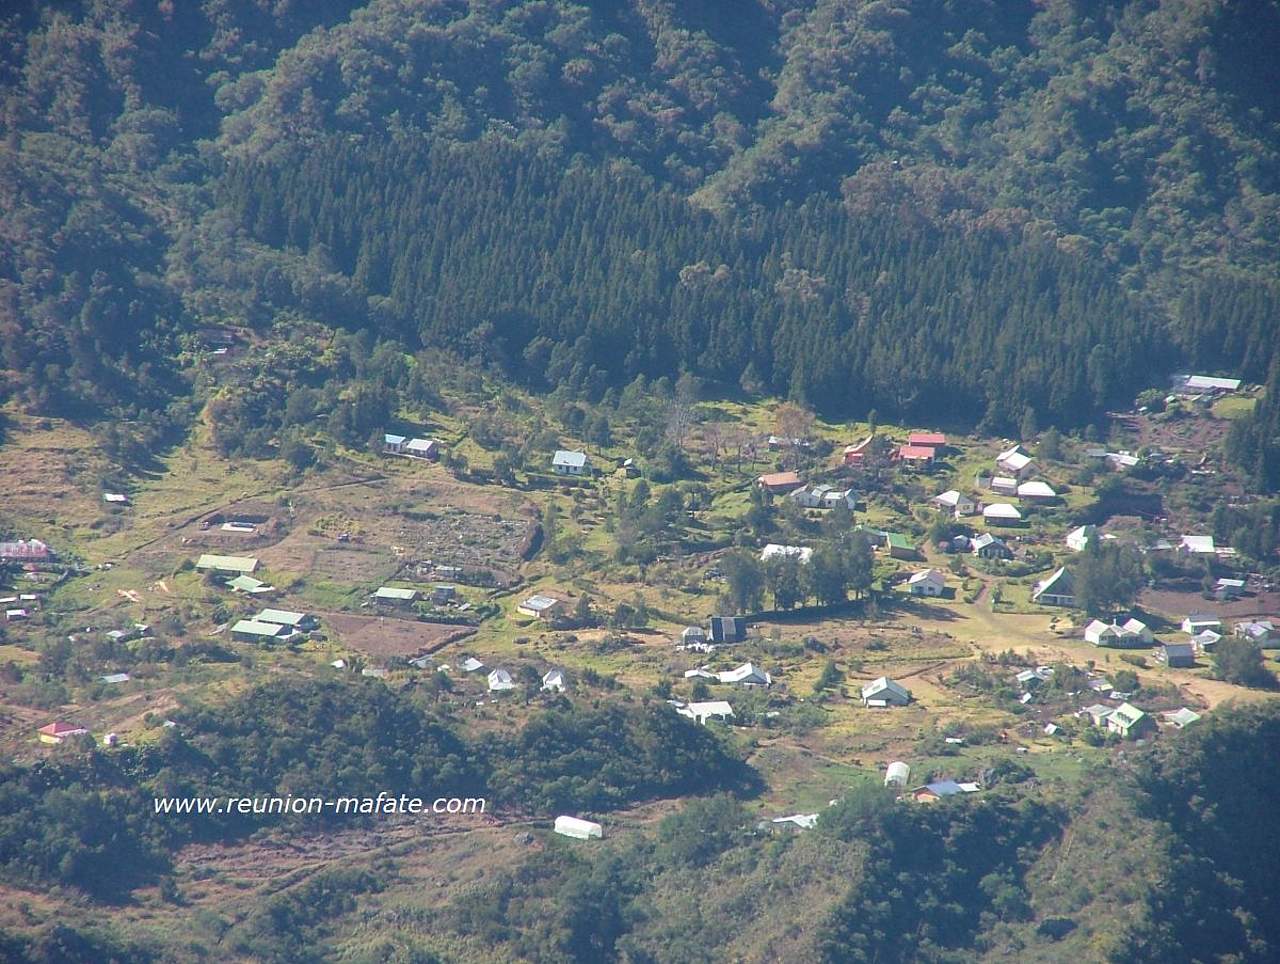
<box><xmin>983</xmin><ymin>503</ymin><xmax>1022</xmax><ymax>520</ymax></box>
<box><xmin>552</xmin><ymin>449</ymin><xmax>587</xmax><ymax>467</ymax></box>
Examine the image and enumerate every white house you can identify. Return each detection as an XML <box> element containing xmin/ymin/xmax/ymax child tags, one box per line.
<box><xmin>1084</xmin><ymin>618</ymin><xmax>1151</xmax><ymax>647</ymax></box>
<box><xmin>1032</xmin><ymin>567</ymin><xmax>1076</xmax><ymax>607</ymax></box>
<box><xmin>554</xmin><ymin>815</ymin><xmax>603</xmax><ymax>840</ymax></box>
<box><xmin>1179</xmin><ymin>534</ymin><xmax>1216</xmax><ymax>555</ymax></box>
<box><xmin>931</xmin><ymin>490</ymin><xmax>976</xmax><ymax>517</ymax></box>
<box><xmin>771</xmin><ymin>813</ymin><xmax>820</xmax><ymax>830</ymax></box>
<box><xmin>906</xmin><ymin>568</ymin><xmax>946</xmax><ymax>597</ymax></box>
<box><xmin>373</xmin><ymin>586</ymin><xmax>418</xmax><ymax>605</ymax></box>
<box><xmin>861</xmin><ymin>676</ymin><xmax>911</xmax><ymax>707</ymax></box>
<box><xmin>460</xmin><ymin>657</ymin><xmax>486</xmax><ymax>673</ymax></box>
<box><xmin>680</xmin><ymin>626</ymin><xmax>707</xmax><ymax>646</ymax></box>
<box><xmin>761</xmin><ymin>543</ymin><xmax>813</xmax><ymax>565</ymax></box>
<box><xmin>996</xmin><ymin>445</ymin><xmax>1036</xmax><ymax>478</ymax></box>
<box><xmin>517</xmin><ymin>594</ymin><xmax>563</xmax><ymax>620</ymax></box>
<box><xmin>552</xmin><ymin>450</ymin><xmax>589</xmax><ymax>476</ymax></box>
<box><xmin>990</xmin><ymin>475</ymin><xmax>1019</xmax><ymax>496</ymax></box>
<box><xmin>1181</xmin><ymin>612</ymin><xmax>1222</xmax><ymax>635</ymax></box>
<box><xmin>487</xmin><ymin>668</ymin><xmax>515</xmax><ymax>692</ymax></box>
<box><xmin>542</xmin><ymin>669</ymin><xmax>567</xmax><ymax>692</ymax></box>
<box><xmin>1164</xmin><ymin>707</ymin><xmax>1202</xmax><ymax>729</ymax></box>
<box><xmin>1016</xmin><ymin>480</ymin><xmax>1057</xmax><ymax>500</ymax></box>
<box><xmin>1107</xmin><ymin>702</ymin><xmax>1155</xmax><ymax>739</ymax></box>
<box><xmin>983</xmin><ymin>503</ymin><xmax>1022</xmax><ymax>525</ymax></box>
<box><xmin>970</xmin><ymin>532</ymin><xmax>1012</xmax><ymax>560</ymax></box>
<box><xmin>1065</xmin><ymin>524</ymin><xmax>1098</xmax><ymax>552</ymax></box>
<box><xmin>404</xmin><ymin>437</ymin><xmax>439</xmax><ymax>460</ymax></box>
<box><xmin>383</xmin><ymin>433</ymin><xmax>407</xmax><ymax>454</ymax></box>
<box><xmin>717</xmin><ymin>662</ymin><xmax>771</xmax><ymax>686</ymax></box>
<box><xmin>884</xmin><ymin>761</ymin><xmax>911</xmax><ymax>789</ymax></box>
<box><xmin>675</xmin><ymin>700</ymin><xmax>735</xmax><ymax>725</ymax></box>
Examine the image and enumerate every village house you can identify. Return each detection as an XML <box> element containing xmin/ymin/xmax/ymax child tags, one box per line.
<box><xmin>709</xmin><ymin>615</ymin><xmax>747</xmax><ymax>643</ymax></box>
<box><xmin>373</xmin><ymin>586</ymin><xmax>418</xmax><ymax>605</ymax></box>
<box><xmin>1016</xmin><ymin>480</ymin><xmax>1057</xmax><ymax>501</ymax></box>
<box><xmin>906</xmin><ymin>568</ymin><xmax>946</xmax><ymax>597</ymax></box>
<box><xmin>430</xmin><ymin>585</ymin><xmax>457</xmax><ymax>606</ymax></box>
<box><xmin>896</xmin><ymin>443</ymin><xmax>937</xmax><ymax>466</ymax></box>
<box><xmin>195</xmin><ymin>553</ymin><xmax>259</xmax><ymax>575</ymax></box>
<box><xmin>1178</xmin><ymin>534</ymin><xmax>1216</xmax><ymax>556</ymax></box>
<box><xmin>1084</xmin><ymin>617</ymin><xmax>1152</xmax><ymax>647</ymax></box>
<box><xmin>542</xmin><ymin>669</ymin><xmax>567</xmax><ymax>692</ymax></box>
<box><xmin>5</xmin><ymin>608</ymin><xmax>28</xmax><ymax>622</ymax></box>
<box><xmin>1182</xmin><ymin>612</ymin><xmax>1222</xmax><ymax>635</ymax></box>
<box><xmin>761</xmin><ymin>543</ymin><xmax>813</xmax><ymax>565</ymax></box>
<box><xmin>931</xmin><ymin>489</ymin><xmax>977</xmax><ymax>517</ymax></box>
<box><xmin>0</xmin><ymin>539</ymin><xmax>54</xmax><ymax>562</ymax></box>
<box><xmin>996</xmin><ymin>445</ymin><xmax>1036</xmax><ymax>478</ymax></box>
<box><xmin>909</xmin><ymin>432</ymin><xmax>947</xmax><ymax>450</ymax></box>
<box><xmin>404</xmin><ymin>437</ymin><xmax>438</xmax><ymax>460</ymax></box>
<box><xmin>884</xmin><ymin>761</ymin><xmax>911</xmax><ymax>789</ymax></box>
<box><xmin>488</xmin><ymin>668</ymin><xmax>515</xmax><ymax>692</ymax></box>
<box><xmin>1213</xmin><ymin>578</ymin><xmax>1246</xmax><ymax>601</ymax></box>
<box><xmin>983</xmin><ymin>503</ymin><xmax>1023</xmax><ymax>526</ymax></box>
<box><xmin>789</xmin><ymin>484</ymin><xmax>856</xmax><ymax>510</ymax></box>
<box><xmin>717</xmin><ymin>662</ymin><xmax>772</xmax><ymax>686</ymax></box>
<box><xmin>461</xmin><ymin>657</ymin><xmax>485</xmax><ymax>673</ymax></box>
<box><xmin>1081</xmin><ymin>704</ymin><xmax>1114</xmax><ymax>728</ymax></box>
<box><xmin>970</xmin><ymin>533</ymin><xmax>1012</xmax><ymax>560</ymax></box>
<box><xmin>1107</xmin><ymin>702</ymin><xmax>1156</xmax><ymax>740</ymax></box>
<box><xmin>771</xmin><ymin>813</ymin><xmax>820</xmax><ymax>830</ymax></box>
<box><xmin>842</xmin><ymin>435</ymin><xmax>874</xmax><ymax>465</ymax></box>
<box><xmin>554</xmin><ymin>815</ymin><xmax>603</xmax><ymax>840</ymax></box>
<box><xmin>383</xmin><ymin>433</ymin><xmax>407</xmax><ymax>454</ymax></box>
<box><xmin>229</xmin><ymin>574</ymin><xmax>275</xmax><ymax>595</ymax></box>
<box><xmin>861</xmin><ymin>676</ymin><xmax>911</xmax><ymax>707</ymax></box>
<box><xmin>756</xmin><ymin>470</ymin><xmax>804</xmax><ymax>494</ymax></box>
<box><xmin>1235</xmin><ymin>620</ymin><xmax>1274</xmax><ymax>646</ymax></box>
<box><xmin>517</xmin><ymin>594</ymin><xmax>564</xmax><ymax>621</ymax></box>
<box><xmin>680</xmin><ymin>625</ymin><xmax>707</xmax><ymax>646</ymax></box>
<box><xmin>884</xmin><ymin>532</ymin><xmax>919</xmax><ymax>560</ymax></box>
<box><xmin>1032</xmin><ymin>567</ymin><xmax>1076</xmax><ymax>607</ymax></box>
<box><xmin>230</xmin><ymin>618</ymin><xmax>293</xmax><ymax>643</ymax></box>
<box><xmin>254</xmin><ymin>608</ymin><xmax>318</xmax><ymax>632</ymax></box>
<box><xmin>1158</xmin><ymin>642</ymin><xmax>1196</xmax><ymax>668</ymax></box>
<box><xmin>1164</xmin><ymin>707</ymin><xmax>1202</xmax><ymax>729</ymax></box>
<box><xmin>38</xmin><ymin>722</ymin><xmax>88</xmax><ymax>745</ymax></box>
<box><xmin>910</xmin><ymin>780</ymin><xmax>979</xmax><ymax>803</ymax></box>
<box><xmin>1065</xmin><ymin>524</ymin><xmax>1098</xmax><ymax>552</ymax></box>
<box><xmin>552</xmin><ymin>449</ymin><xmax>589</xmax><ymax>476</ymax></box>
<box><xmin>674</xmin><ymin>700</ymin><xmax>735</xmax><ymax>725</ymax></box>
<box><xmin>1191</xmin><ymin>628</ymin><xmax>1222</xmax><ymax>654</ymax></box>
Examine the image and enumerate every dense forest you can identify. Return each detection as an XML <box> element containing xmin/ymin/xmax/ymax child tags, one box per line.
<box><xmin>1</xmin><ymin>0</ymin><xmax>1277</xmax><ymax>448</ymax></box>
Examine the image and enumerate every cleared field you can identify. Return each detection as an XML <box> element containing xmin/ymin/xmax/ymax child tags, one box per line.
<box><xmin>322</xmin><ymin>611</ymin><xmax>473</xmax><ymax>658</ymax></box>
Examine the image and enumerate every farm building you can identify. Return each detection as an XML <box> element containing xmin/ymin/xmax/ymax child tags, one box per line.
<box><xmin>970</xmin><ymin>533</ymin><xmax>1012</xmax><ymax>560</ymax></box>
<box><xmin>989</xmin><ymin>475</ymin><xmax>1019</xmax><ymax>496</ymax></box>
<box><xmin>383</xmin><ymin>434</ymin><xmax>407</xmax><ymax>454</ymax></box>
<box><xmin>1178</xmin><ymin>535</ymin><xmax>1216</xmax><ymax>555</ymax></box>
<box><xmin>1191</xmin><ymin>629</ymin><xmax>1222</xmax><ymax>653</ymax></box>
<box><xmin>709</xmin><ymin>615</ymin><xmax>747</xmax><ymax>643</ymax></box>
<box><xmin>254</xmin><ymin>609</ymin><xmax>317</xmax><ymax>631</ymax></box>
<box><xmin>911</xmin><ymin>780</ymin><xmax>979</xmax><ymax>803</ymax></box>
<box><xmin>884</xmin><ymin>761</ymin><xmax>911</xmax><ymax>789</ymax></box>
<box><xmin>517</xmin><ymin>594</ymin><xmax>563</xmax><ymax>620</ymax></box>
<box><xmin>1181</xmin><ymin>374</ymin><xmax>1241</xmax><ymax>393</ymax></box>
<box><xmin>1213</xmin><ymin>578</ymin><xmax>1246</xmax><ymax>601</ymax></box>
<box><xmin>842</xmin><ymin>435</ymin><xmax>874</xmax><ymax>464</ymax></box>
<box><xmin>554</xmin><ymin>815</ymin><xmax>603</xmax><ymax>840</ymax></box>
<box><xmin>552</xmin><ymin>450</ymin><xmax>589</xmax><ymax>476</ymax></box>
<box><xmin>1164</xmin><ymin>707</ymin><xmax>1201</xmax><ymax>729</ymax></box>
<box><xmin>756</xmin><ymin>471</ymin><xmax>804</xmax><ymax>494</ymax></box>
<box><xmin>1081</xmin><ymin>704</ymin><xmax>1114</xmax><ymax>727</ymax></box>
<box><xmin>5</xmin><ymin>608</ymin><xmax>28</xmax><ymax>622</ymax></box>
<box><xmin>983</xmin><ymin>503</ymin><xmax>1022</xmax><ymax>526</ymax></box>
<box><xmin>906</xmin><ymin>569</ymin><xmax>946</xmax><ymax>597</ymax></box>
<box><xmin>761</xmin><ymin>543</ymin><xmax>813</xmax><ymax>565</ymax></box>
<box><xmin>373</xmin><ymin>586</ymin><xmax>418</xmax><ymax>605</ymax></box>
<box><xmin>542</xmin><ymin>669</ymin><xmax>567</xmax><ymax>692</ymax></box>
<box><xmin>195</xmin><ymin>553</ymin><xmax>259</xmax><ymax>575</ymax></box>
<box><xmin>99</xmin><ymin>673</ymin><xmax>130</xmax><ymax>685</ymax></box>
<box><xmin>884</xmin><ymin>532</ymin><xmax>919</xmax><ymax>560</ymax></box>
<box><xmin>771</xmin><ymin>813</ymin><xmax>819</xmax><ymax>830</ymax></box>
<box><xmin>861</xmin><ymin>676</ymin><xmax>911</xmax><ymax>707</ymax></box>
<box><xmin>1032</xmin><ymin>567</ymin><xmax>1076</xmax><ymax>607</ymax></box>
<box><xmin>896</xmin><ymin>444</ymin><xmax>937</xmax><ymax>464</ymax></box>
<box><xmin>1065</xmin><ymin>525</ymin><xmax>1098</xmax><ymax>551</ymax></box>
<box><xmin>1107</xmin><ymin>702</ymin><xmax>1156</xmax><ymax>740</ymax></box>
<box><xmin>460</xmin><ymin>657</ymin><xmax>485</xmax><ymax>673</ymax></box>
<box><xmin>103</xmin><ymin>492</ymin><xmax>129</xmax><ymax>504</ymax></box>
<box><xmin>37</xmin><ymin>722</ymin><xmax>88</xmax><ymax>745</ymax></box>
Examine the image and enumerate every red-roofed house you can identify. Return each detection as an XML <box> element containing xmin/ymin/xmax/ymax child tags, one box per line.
<box><xmin>896</xmin><ymin>445</ymin><xmax>936</xmax><ymax>464</ymax></box>
<box><xmin>38</xmin><ymin>722</ymin><xmax>88</xmax><ymax>745</ymax></box>
<box><xmin>757</xmin><ymin>471</ymin><xmax>805</xmax><ymax>494</ymax></box>
<box><xmin>843</xmin><ymin>435</ymin><xmax>874</xmax><ymax>465</ymax></box>
<box><xmin>909</xmin><ymin>432</ymin><xmax>947</xmax><ymax>449</ymax></box>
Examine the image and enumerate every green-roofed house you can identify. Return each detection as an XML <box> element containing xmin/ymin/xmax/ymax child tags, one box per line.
<box><xmin>229</xmin><ymin>574</ymin><xmax>275</xmax><ymax>595</ymax></box>
<box><xmin>254</xmin><ymin>609</ymin><xmax>318</xmax><ymax>631</ymax></box>
<box><xmin>373</xmin><ymin>586</ymin><xmax>418</xmax><ymax>605</ymax></box>
<box><xmin>884</xmin><ymin>532</ymin><xmax>919</xmax><ymax>560</ymax></box>
<box><xmin>1106</xmin><ymin>702</ymin><xmax>1156</xmax><ymax>740</ymax></box>
<box><xmin>196</xmin><ymin>554</ymin><xmax>259</xmax><ymax>575</ymax></box>
<box><xmin>230</xmin><ymin>619</ymin><xmax>291</xmax><ymax>642</ymax></box>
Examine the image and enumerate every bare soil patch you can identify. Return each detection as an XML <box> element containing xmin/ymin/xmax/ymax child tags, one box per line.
<box><xmin>322</xmin><ymin>612</ymin><xmax>473</xmax><ymax>659</ymax></box>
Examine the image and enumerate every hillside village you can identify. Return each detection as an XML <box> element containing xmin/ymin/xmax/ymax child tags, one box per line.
<box><xmin>3</xmin><ymin>359</ymin><xmax>1277</xmax><ymax>832</ymax></box>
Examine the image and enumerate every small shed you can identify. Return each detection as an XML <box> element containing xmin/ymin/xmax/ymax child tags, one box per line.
<box><xmin>884</xmin><ymin>761</ymin><xmax>911</xmax><ymax>789</ymax></box>
<box><xmin>554</xmin><ymin>815</ymin><xmax>603</xmax><ymax>840</ymax></box>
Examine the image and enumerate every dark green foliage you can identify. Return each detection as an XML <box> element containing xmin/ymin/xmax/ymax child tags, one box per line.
<box><xmin>1226</xmin><ymin>361</ymin><xmax>1280</xmax><ymax>494</ymax></box>
<box><xmin>486</xmin><ymin>703</ymin><xmax>761</xmax><ymax>812</ymax></box>
<box><xmin>815</xmin><ymin>787</ymin><xmax>1064</xmax><ymax>962</ymax></box>
<box><xmin>1211</xmin><ymin>636</ymin><xmax>1277</xmax><ymax>690</ymax></box>
<box><xmin>1074</xmin><ymin>538</ymin><xmax>1146</xmax><ymax>616</ymax></box>
<box><xmin>1121</xmin><ymin>703</ymin><xmax>1280</xmax><ymax>961</ymax></box>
